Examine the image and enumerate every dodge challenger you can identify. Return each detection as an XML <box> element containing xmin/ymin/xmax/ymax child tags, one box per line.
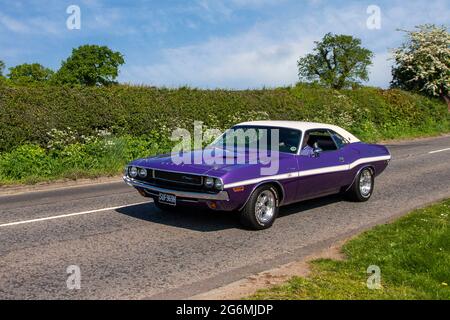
<box><xmin>123</xmin><ymin>121</ymin><xmax>391</xmax><ymax>230</ymax></box>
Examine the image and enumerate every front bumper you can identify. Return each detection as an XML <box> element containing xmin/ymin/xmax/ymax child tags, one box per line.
<box><xmin>123</xmin><ymin>176</ymin><xmax>230</xmax><ymax>201</ymax></box>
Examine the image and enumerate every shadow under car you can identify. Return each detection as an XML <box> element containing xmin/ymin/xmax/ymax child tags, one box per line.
<box><xmin>115</xmin><ymin>193</ymin><xmax>344</xmax><ymax>232</ymax></box>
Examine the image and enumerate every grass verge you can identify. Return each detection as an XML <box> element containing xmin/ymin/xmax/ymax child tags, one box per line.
<box><xmin>248</xmin><ymin>199</ymin><xmax>450</xmax><ymax>300</ymax></box>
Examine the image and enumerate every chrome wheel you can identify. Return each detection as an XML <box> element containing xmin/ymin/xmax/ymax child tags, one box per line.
<box><xmin>359</xmin><ymin>169</ymin><xmax>373</xmax><ymax>197</ymax></box>
<box><xmin>255</xmin><ymin>190</ymin><xmax>276</xmax><ymax>223</ymax></box>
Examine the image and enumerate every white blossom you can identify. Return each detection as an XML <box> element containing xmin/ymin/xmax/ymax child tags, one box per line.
<box><xmin>392</xmin><ymin>24</ymin><xmax>449</xmax><ymax>98</ymax></box>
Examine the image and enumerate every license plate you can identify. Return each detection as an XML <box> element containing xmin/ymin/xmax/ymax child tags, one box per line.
<box><xmin>158</xmin><ymin>193</ymin><xmax>176</xmax><ymax>206</ymax></box>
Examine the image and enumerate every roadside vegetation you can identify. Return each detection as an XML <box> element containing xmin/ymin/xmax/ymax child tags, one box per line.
<box><xmin>0</xmin><ymin>133</ymin><xmax>168</xmax><ymax>184</ymax></box>
<box><xmin>0</xmin><ymin>24</ymin><xmax>448</xmax><ymax>185</ymax></box>
<box><xmin>249</xmin><ymin>199</ymin><xmax>450</xmax><ymax>300</ymax></box>
<box><xmin>0</xmin><ymin>84</ymin><xmax>448</xmax><ymax>185</ymax></box>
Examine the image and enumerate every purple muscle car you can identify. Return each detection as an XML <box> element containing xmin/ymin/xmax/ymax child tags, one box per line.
<box><xmin>123</xmin><ymin>121</ymin><xmax>391</xmax><ymax>230</ymax></box>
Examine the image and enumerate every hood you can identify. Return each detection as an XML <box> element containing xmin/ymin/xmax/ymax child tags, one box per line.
<box><xmin>130</xmin><ymin>147</ymin><xmax>293</xmax><ymax>178</ymax></box>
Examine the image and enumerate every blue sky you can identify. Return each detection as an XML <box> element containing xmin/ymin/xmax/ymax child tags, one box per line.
<box><xmin>0</xmin><ymin>0</ymin><xmax>448</xmax><ymax>89</ymax></box>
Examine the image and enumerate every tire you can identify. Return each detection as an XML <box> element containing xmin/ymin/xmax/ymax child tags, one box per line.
<box><xmin>239</xmin><ymin>185</ymin><xmax>279</xmax><ymax>230</ymax></box>
<box><xmin>346</xmin><ymin>167</ymin><xmax>374</xmax><ymax>202</ymax></box>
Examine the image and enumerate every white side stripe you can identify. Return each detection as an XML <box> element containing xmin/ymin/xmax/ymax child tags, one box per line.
<box><xmin>348</xmin><ymin>155</ymin><xmax>391</xmax><ymax>169</ymax></box>
<box><xmin>298</xmin><ymin>164</ymin><xmax>348</xmax><ymax>177</ymax></box>
<box><xmin>223</xmin><ymin>155</ymin><xmax>391</xmax><ymax>188</ymax></box>
<box><xmin>225</xmin><ymin>172</ymin><xmax>299</xmax><ymax>189</ymax></box>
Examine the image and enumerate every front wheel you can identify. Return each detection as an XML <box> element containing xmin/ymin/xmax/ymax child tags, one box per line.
<box><xmin>346</xmin><ymin>167</ymin><xmax>374</xmax><ymax>202</ymax></box>
<box><xmin>239</xmin><ymin>185</ymin><xmax>279</xmax><ymax>230</ymax></box>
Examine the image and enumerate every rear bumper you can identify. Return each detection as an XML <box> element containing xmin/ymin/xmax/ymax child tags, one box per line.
<box><xmin>123</xmin><ymin>176</ymin><xmax>230</xmax><ymax>201</ymax></box>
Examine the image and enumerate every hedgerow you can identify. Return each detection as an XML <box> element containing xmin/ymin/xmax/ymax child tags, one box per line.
<box><xmin>1</xmin><ymin>83</ymin><xmax>447</xmax><ymax>153</ymax></box>
<box><xmin>0</xmin><ymin>83</ymin><xmax>448</xmax><ymax>184</ymax></box>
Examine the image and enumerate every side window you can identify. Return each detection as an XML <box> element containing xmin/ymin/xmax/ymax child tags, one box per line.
<box><xmin>329</xmin><ymin>130</ymin><xmax>348</xmax><ymax>149</ymax></box>
<box><xmin>305</xmin><ymin>129</ymin><xmax>338</xmax><ymax>151</ymax></box>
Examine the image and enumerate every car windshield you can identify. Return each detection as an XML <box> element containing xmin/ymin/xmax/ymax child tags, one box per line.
<box><xmin>209</xmin><ymin>126</ymin><xmax>302</xmax><ymax>154</ymax></box>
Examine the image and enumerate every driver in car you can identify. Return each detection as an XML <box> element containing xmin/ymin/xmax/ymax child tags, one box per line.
<box><xmin>300</xmin><ymin>132</ymin><xmax>314</xmax><ymax>156</ymax></box>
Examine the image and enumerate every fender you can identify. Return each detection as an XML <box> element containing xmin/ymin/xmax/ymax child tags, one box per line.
<box><xmin>237</xmin><ymin>179</ymin><xmax>286</xmax><ymax>211</ymax></box>
<box><xmin>344</xmin><ymin>164</ymin><xmax>375</xmax><ymax>192</ymax></box>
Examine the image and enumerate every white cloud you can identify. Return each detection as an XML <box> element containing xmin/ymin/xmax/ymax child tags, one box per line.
<box><xmin>29</xmin><ymin>17</ymin><xmax>61</xmax><ymax>35</ymax></box>
<box><xmin>0</xmin><ymin>11</ymin><xmax>62</xmax><ymax>35</ymax></box>
<box><xmin>121</xmin><ymin>25</ymin><xmax>316</xmax><ymax>88</ymax></box>
<box><xmin>198</xmin><ymin>0</ymin><xmax>230</xmax><ymax>13</ymax></box>
<box><xmin>120</xmin><ymin>4</ymin><xmax>369</xmax><ymax>88</ymax></box>
<box><xmin>120</xmin><ymin>0</ymin><xmax>450</xmax><ymax>89</ymax></box>
<box><xmin>0</xmin><ymin>13</ymin><xmax>29</xmax><ymax>33</ymax></box>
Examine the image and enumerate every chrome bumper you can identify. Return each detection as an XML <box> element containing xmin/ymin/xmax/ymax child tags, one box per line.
<box><xmin>123</xmin><ymin>176</ymin><xmax>229</xmax><ymax>201</ymax></box>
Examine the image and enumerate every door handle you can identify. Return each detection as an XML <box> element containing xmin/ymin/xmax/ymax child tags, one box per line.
<box><xmin>339</xmin><ymin>156</ymin><xmax>345</xmax><ymax>162</ymax></box>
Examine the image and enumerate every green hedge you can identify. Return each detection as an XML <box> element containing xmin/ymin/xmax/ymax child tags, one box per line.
<box><xmin>0</xmin><ymin>83</ymin><xmax>449</xmax><ymax>153</ymax></box>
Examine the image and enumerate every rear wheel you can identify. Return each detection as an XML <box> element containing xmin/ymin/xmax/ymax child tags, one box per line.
<box><xmin>239</xmin><ymin>185</ymin><xmax>279</xmax><ymax>230</ymax></box>
<box><xmin>346</xmin><ymin>167</ymin><xmax>374</xmax><ymax>202</ymax></box>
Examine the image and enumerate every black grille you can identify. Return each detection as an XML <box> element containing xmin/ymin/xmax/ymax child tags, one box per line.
<box><xmin>132</xmin><ymin>169</ymin><xmax>217</xmax><ymax>193</ymax></box>
<box><xmin>154</xmin><ymin>170</ymin><xmax>203</xmax><ymax>185</ymax></box>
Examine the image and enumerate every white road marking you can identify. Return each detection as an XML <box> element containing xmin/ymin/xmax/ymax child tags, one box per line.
<box><xmin>428</xmin><ymin>148</ymin><xmax>450</xmax><ymax>154</ymax></box>
<box><xmin>0</xmin><ymin>201</ymin><xmax>150</xmax><ymax>228</ymax></box>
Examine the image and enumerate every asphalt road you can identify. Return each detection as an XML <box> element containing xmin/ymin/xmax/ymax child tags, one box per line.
<box><xmin>1</xmin><ymin>135</ymin><xmax>450</xmax><ymax>299</ymax></box>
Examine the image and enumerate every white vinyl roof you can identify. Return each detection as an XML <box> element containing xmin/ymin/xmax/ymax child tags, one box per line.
<box><xmin>235</xmin><ymin>121</ymin><xmax>360</xmax><ymax>143</ymax></box>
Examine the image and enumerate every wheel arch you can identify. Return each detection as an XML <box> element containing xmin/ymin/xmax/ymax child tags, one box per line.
<box><xmin>345</xmin><ymin>164</ymin><xmax>375</xmax><ymax>192</ymax></box>
<box><xmin>238</xmin><ymin>180</ymin><xmax>285</xmax><ymax>211</ymax></box>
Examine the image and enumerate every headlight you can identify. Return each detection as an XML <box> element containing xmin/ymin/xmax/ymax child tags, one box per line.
<box><xmin>205</xmin><ymin>177</ymin><xmax>214</xmax><ymax>188</ymax></box>
<box><xmin>138</xmin><ymin>168</ymin><xmax>147</xmax><ymax>178</ymax></box>
<box><xmin>214</xmin><ymin>178</ymin><xmax>223</xmax><ymax>190</ymax></box>
<box><xmin>129</xmin><ymin>166</ymin><xmax>138</xmax><ymax>178</ymax></box>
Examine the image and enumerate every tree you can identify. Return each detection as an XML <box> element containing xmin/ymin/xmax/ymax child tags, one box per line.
<box><xmin>391</xmin><ymin>24</ymin><xmax>450</xmax><ymax>111</ymax></box>
<box><xmin>8</xmin><ymin>63</ymin><xmax>54</xmax><ymax>84</ymax></box>
<box><xmin>53</xmin><ymin>45</ymin><xmax>125</xmax><ymax>86</ymax></box>
<box><xmin>0</xmin><ymin>60</ymin><xmax>5</xmax><ymax>77</ymax></box>
<box><xmin>298</xmin><ymin>33</ymin><xmax>373</xmax><ymax>89</ymax></box>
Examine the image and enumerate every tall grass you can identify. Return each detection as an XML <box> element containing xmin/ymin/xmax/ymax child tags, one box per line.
<box><xmin>0</xmin><ymin>135</ymin><xmax>167</xmax><ymax>184</ymax></box>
